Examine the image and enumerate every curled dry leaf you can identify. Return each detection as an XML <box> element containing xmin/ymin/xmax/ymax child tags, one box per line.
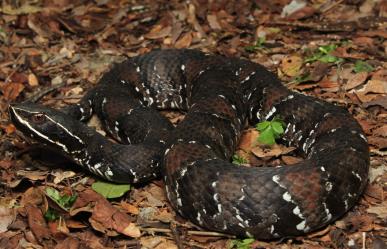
<box><xmin>252</xmin><ymin>144</ymin><xmax>296</xmax><ymax>158</ymax></box>
<box><xmin>71</xmin><ymin>189</ymin><xmax>141</xmax><ymax>238</ymax></box>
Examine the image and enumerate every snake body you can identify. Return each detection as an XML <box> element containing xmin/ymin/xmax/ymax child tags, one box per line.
<box><xmin>9</xmin><ymin>49</ymin><xmax>369</xmax><ymax>239</ymax></box>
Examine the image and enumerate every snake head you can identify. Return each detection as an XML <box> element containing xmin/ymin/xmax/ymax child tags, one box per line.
<box><xmin>9</xmin><ymin>103</ymin><xmax>87</xmax><ymax>153</ymax></box>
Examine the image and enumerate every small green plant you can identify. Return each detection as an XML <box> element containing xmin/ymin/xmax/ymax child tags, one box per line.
<box><xmin>45</xmin><ymin>187</ymin><xmax>77</xmax><ymax>211</ymax></box>
<box><xmin>256</xmin><ymin>117</ymin><xmax>285</xmax><ymax>145</ymax></box>
<box><xmin>305</xmin><ymin>44</ymin><xmax>344</xmax><ymax>64</ymax></box>
<box><xmin>44</xmin><ymin>208</ymin><xmax>60</xmax><ymax>221</ymax></box>
<box><xmin>245</xmin><ymin>37</ymin><xmax>266</xmax><ymax>52</ymax></box>
<box><xmin>232</xmin><ymin>154</ymin><xmax>248</xmax><ymax>165</ymax></box>
<box><xmin>229</xmin><ymin>238</ymin><xmax>255</xmax><ymax>249</ymax></box>
<box><xmin>354</xmin><ymin>60</ymin><xmax>374</xmax><ymax>73</ymax></box>
<box><xmin>92</xmin><ymin>181</ymin><xmax>131</xmax><ymax>199</ymax></box>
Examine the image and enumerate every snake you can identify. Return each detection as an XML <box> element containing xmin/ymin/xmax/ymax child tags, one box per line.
<box><xmin>9</xmin><ymin>49</ymin><xmax>369</xmax><ymax>239</ymax></box>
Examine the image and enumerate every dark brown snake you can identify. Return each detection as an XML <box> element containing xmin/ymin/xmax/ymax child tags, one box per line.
<box><xmin>9</xmin><ymin>49</ymin><xmax>369</xmax><ymax>239</ymax></box>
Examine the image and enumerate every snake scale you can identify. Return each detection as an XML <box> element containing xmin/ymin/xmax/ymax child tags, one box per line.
<box><xmin>9</xmin><ymin>49</ymin><xmax>369</xmax><ymax>239</ymax></box>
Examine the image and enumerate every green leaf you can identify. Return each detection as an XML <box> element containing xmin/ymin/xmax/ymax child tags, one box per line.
<box><xmin>232</xmin><ymin>155</ymin><xmax>248</xmax><ymax>165</ymax></box>
<box><xmin>256</xmin><ymin>117</ymin><xmax>285</xmax><ymax>145</ymax></box>
<box><xmin>229</xmin><ymin>238</ymin><xmax>255</xmax><ymax>249</ymax></box>
<box><xmin>92</xmin><ymin>181</ymin><xmax>131</xmax><ymax>199</ymax></box>
<box><xmin>245</xmin><ymin>37</ymin><xmax>266</xmax><ymax>52</ymax></box>
<box><xmin>256</xmin><ymin>121</ymin><xmax>270</xmax><ymax>131</ymax></box>
<box><xmin>257</xmin><ymin>128</ymin><xmax>276</xmax><ymax>145</ymax></box>
<box><xmin>354</xmin><ymin>60</ymin><xmax>374</xmax><ymax>73</ymax></box>
<box><xmin>271</xmin><ymin>121</ymin><xmax>284</xmax><ymax>134</ymax></box>
<box><xmin>44</xmin><ymin>208</ymin><xmax>60</xmax><ymax>221</ymax></box>
<box><xmin>45</xmin><ymin>187</ymin><xmax>77</xmax><ymax>211</ymax></box>
<box><xmin>318</xmin><ymin>44</ymin><xmax>337</xmax><ymax>54</ymax></box>
<box><xmin>318</xmin><ymin>54</ymin><xmax>340</xmax><ymax>63</ymax></box>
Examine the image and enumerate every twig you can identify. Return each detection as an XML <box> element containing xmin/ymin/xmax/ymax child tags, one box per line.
<box><xmin>141</xmin><ymin>227</ymin><xmax>234</xmax><ymax>238</ymax></box>
<box><xmin>370</xmin><ymin>149</ymin><xmax>387</xmax><ymax>157</ymax></box>
<box><xmin>24</xmin><ymin>82</ymin><xmax>66</xmax><ymax>103</ymax></box>
<box><xmin>319</xmin><ymin>0</ymin><xmax>345</xmax><ymax>13</ymax></box>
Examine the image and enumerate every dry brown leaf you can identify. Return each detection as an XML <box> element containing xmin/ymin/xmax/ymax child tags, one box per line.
<box><xmin>345</xmin><ymin>72</ymin><xmax>368</xmax><ymax>90</ymax></box>
<box><xmin>174</xmin><ymin>32</ymin><xmax>192</xmax><ymax>49</ymax></box>
<box><xmin>28</xmin><ymin>73</ymin><xmax>39</xmax><ymax>86</ymax></box>
<box><xmin>281</xmin><ymin>55</ymin><xmax>303</xmax><ymax>77</ymax></box>
<box><xmin>71</xmin><ymin>189</ymin><xmax>141</xmax><ymax>237</ymax></box>
<box><xmin>0</xmin><ymin>82</ymin><xmax>25</xmax><ymax>101</ymax></box>
<box><xmin>207</xmin><ymin>14</ymin><xmax>222</xmax><ymax>30</ymax></box>
<box><xmin>252</xmin><ymin>144</ymin><xmax>296</xmax><ymax>158</ymax></box>
<box><xmin>145</xmin><ymin>25</ymin><xmax>172</xmax><ymax>40</ymax></box>
<box><xmin>238</xmin><ymin>128</ymin><xmax>259</xmax><ymax>153</ymax></box>
<box><xmin>120</xmin><ymin>201</ymin><xmax>139</xmax><ymax>215</ymax></box>
<box><xmin>281</xmin><ymin>155</ymin><xmax>303</xmax><ymax>165</ymax></box>
<box><xmin>373</xmin><ymin>125</ymin><xmax>387</xmax><ymax>137</ymax></box>
<box><xmin>0</xmin><ymin>206</ymin><xmax>15</xmax><ymax>233</ymax></box>
<box><xmin>25</xmin><ymin>204</ymin><xmax>51</xmax><ymax>242</ymax></box>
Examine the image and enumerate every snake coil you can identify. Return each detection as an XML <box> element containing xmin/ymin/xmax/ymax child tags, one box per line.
<box><xmin>9</xmin><ymin>49</ymin><xmax>369</xmax><ymax>239</ymax></box>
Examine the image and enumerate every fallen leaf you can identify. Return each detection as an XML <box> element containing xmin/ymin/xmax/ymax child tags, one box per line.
<box><xmin>0</xmin><ymin>206</ymin><xmax>15</xmax><ymax>233</ymax></box>
<box><xmin>25</xmin><ymin>204</ymin><xmax>51</xmax><ymax>242</ymax></box>
<box><xmin>174</xmin><ymin>32</ymin><xmax>192</xmax><ymax>49</ymax></box>
<box><xmin>281</xmin><ymin>55</ymin><xmax>303</xmax><ymax>77</ymax></box>
<box><xmin>207</xmin><ymin>14</ymin><xmax>222</xmax><ymax>30</ymax></box>
<box><xmin>252</xmin><ymin>144</ymin><xmax>296</xmax><ymax>158</ymax></box>
<box><xmin>373</xmin><ymin>125</ymin><xmax>387</xmax><ymax>137</ymax></box>
<box><xmin>28</xmin><ymin>73</ymin><xmax>39</xmax><ymax>86</ymax></box>
<box><xmin>367</xmin><ymin>202</ymin><xmax>387</xmax><ymax>219</ymax></box>
<box><xmin>345</xmin><ymin>72</ymin><xmax>368</xmax><ymax>90</ymax></box>
<box><xmin>71</xmin><ymin>189</ymin><xmax>141</xmax><ymax>237</ymax></box>
<box><xmin>0</xmin><ymin>82</ymin><xmax>25</xmax><ymax>101</ymax></box>
<box><xmin>52</xmin><ymin>170</ymin><xmax>76</xmax><ymax>184</ymax></box>
<box><xmin>145</xmin><ymin>25</ymin><xmax>172</xmax><ymax>40</ymax></box>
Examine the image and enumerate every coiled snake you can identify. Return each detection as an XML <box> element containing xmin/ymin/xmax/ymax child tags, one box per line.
<box><xmin>9</xmin><ymin>49</ymin><xmax>369</xmax><ymax>239</ymax></box>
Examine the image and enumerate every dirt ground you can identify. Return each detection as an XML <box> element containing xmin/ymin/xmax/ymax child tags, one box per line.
<box><xmin>0</xmin><ymin>0</ymin><xmax>386</xmax><ymax>248</ymax></box>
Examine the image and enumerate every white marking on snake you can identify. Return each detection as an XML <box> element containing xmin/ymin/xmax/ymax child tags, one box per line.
<box><xmin>136</xmin><ymin>66</ymin><xmax>140</xmax><ymax>72</ymax></box>
<box><xmin>213</xmin><ymin>193</ymin><xmax>219</xmax><ymax>203</ymax></box>
<box><xmin>217</xmin><ymin>204</ymin><xmax>222</xmax><ymax>213</ymax></box>
<box><xmin>270</xmin><ymin>225</ymin><xmax>275</xmax><ymax>234</ymax></box>
<box><xmin>134</xmin><ymin>87</ymin><xmax>140</xmax><ymax>92</ymax></box>
<box><xmin>94</xmin><ymin>163</ymin><xmax>102</xmax><ymax>169</ymax></box>
<box><xmin>265</xmin><ymin>107</ymin><xmax>277</xmax><ymax>120</ymax></box>
<box><xmin>344</xmin><ymin>199</ymin><xmax>349</xmax><ymax>210</ymax></box>
<box><xmin>281</xmin><ymin>94</ymin><xmax>294</xmax><ymax>102</ymax></box>
<box><xmin>320</xmin><ymin>167</ymin><xmax>326</xmax><ymax>172</ymax></box>
<box><xmin>45</xmin><ymin>116</ymin><xmax>85</xmax><ymax>145</ymax></box>
<box><xmin>106</xmin><ymin>168</ymin><xmax>113</xmax><ymax>176</ymax></box>
<box><xmin>352</xmin><ymin>171</ymin><xmax>362</xmax><ymax>181</ymax></box>
<box><xmin>296</xmin><ymin>220</ymin><xmax>307</xmax><ymax>231</ymax></box>
<box><xmin>164</xmin><ymin>148</ymin><xmax>170</xmax><ymax>156</ymax></box>
<box><xmin>211</xmin><ymin>181</ymin><xmax>217</xmax><ymax>188</ymax></box>
<box><xmin>196</xmin><ymin>212</ymin><xmax>203</xmax><ymax>225</ymax></box>
<box><xmin>181</xmin><ymin>64</ymin><xmax>185</xmax><ymax>71</ymax></box>
<box><xmin>359</xmin><ymin>133</ymin><xmax>367</xmax><ymax>142</ymax></box>
<box><xmin>282</xmin><ymin>192</ymin><xmax>292</xmax><ymax>202</ymax></box>
<box><xmin>325</xmin><ymin>182</ymin><xmax>333</xmax><ymax>192</ymax></box>
<box><xmin>180</xmin><ymin>168</ymin><xmax>187</xmax><ymax>177</ymax></box>
<box><xmin>323</xmin><ymin>202</ymin><xmax>332</xmax><ymax>222</ymax></box>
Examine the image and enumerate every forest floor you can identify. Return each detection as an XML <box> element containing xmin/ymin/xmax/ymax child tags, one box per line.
<box><xmin>0</xmin><ymin>0</ymin><xmax>386</xmax><ymax>248</ymax></box>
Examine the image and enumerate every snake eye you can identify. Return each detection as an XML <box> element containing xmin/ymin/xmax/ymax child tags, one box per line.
<box><xmin>31</xmin><ymin>113</ymin><xmax>46</xmax><ymax>124</ymax></box>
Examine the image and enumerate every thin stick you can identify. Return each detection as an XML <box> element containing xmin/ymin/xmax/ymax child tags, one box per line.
<box><xmin>141</xmin><ymin>227</ymin><xmax>234</xmax><ymax>238</ymax></box>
